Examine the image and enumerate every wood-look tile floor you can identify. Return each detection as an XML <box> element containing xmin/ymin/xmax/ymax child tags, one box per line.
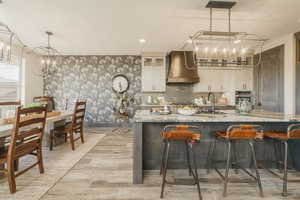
<box><xmin>1</xmin><ymin>128</ymin><xmax>300</xmax><ymax>200</ymax></box>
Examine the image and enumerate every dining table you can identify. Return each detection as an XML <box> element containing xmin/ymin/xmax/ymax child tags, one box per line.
<box><xmin>0</xmin><ymin>110</ymin><xmax>73</xmax><ymax>176</ymax></box>
<box><xmin>0</xmin><ymin>110</ymin><xmax>73</xmax><ymax>150</ymax></box>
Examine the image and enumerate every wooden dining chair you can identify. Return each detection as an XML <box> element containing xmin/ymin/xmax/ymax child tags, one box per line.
<box><xmin>50</xmin><ymin>101</ymin><xmax>86</xmax><ymax>151</ymax></box>
<box><xmin>33</xmin><ymin>96</ymin><xmax>55</xmax><ymax>112</ymax></box>
<box><xmin>0</xmin><ymin>105</ymin><xmax>47</xmax><ymax>193</ymax></box>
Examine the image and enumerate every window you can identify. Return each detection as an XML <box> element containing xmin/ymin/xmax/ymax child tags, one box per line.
<box><xmin>0</xmin><ymin>63</ymin><xmax>21</xmax><ymax>102</ymax></box>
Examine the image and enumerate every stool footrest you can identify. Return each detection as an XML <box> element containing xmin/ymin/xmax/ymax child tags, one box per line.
<box><xmin>167</xmin><ymin>178</ymin><xmax>198</xmax><ymax>186</ymax></box>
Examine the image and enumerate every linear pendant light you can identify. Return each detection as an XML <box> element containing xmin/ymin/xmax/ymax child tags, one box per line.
<box><xmin>183</xmin><ymin>1</ymin><xmax>267</xmax><ymax>70</ymax></box>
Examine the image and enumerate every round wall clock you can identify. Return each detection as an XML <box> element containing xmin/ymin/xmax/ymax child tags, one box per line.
<box><xmin>112</xmin><ymin>74</ymin><xmax>130</xmax><ymax>93</ymax></box>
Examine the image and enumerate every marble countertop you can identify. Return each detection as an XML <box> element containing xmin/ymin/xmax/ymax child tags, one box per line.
<box><xmin>132</xmin><ymin>110</ymin><xmax>300</xmax><ymax>123</ymax></box>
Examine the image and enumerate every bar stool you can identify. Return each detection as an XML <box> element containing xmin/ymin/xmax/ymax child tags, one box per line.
<box><xmin>207</xmin><ymin>125</ymin><xmax>264</xmax><ymax>197</ymax></box>
<box><xmin>264</xmin><ymin>124</ymin><xmax>300</xmax><ymax>197</ymax></box>
<box><xmin>160</xmin><ymin>125</ymin><xmax>202</xmax><ymax>200</ymax></box>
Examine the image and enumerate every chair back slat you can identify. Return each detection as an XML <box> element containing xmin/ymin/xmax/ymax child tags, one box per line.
<box><xmin>9</xmin><ymin>105</ymin><xmax>47</xmax><ymax>156</ymax></box>
<box><xmin>33</xmin><ymin>96</ymin><xmax>55</xmax><ymax>112</ymax></box>
<box><xmin>226</xmin><ymin>125</ymin><xmax>263</xmax><ymax>139</ymax></box>
<box><xmin>16</xmin><ymin>128</ymin><xmax>44</xmax><ymax>140</ymax></box>
<box><xmin>71</xmin><ymin>101</ymin><xmax>87</xmax><ymax>131</ymax></box>
<box><xmin>18</xmin><ymin>118</ymin><xmax>45</xmax><ymax>128</ymax></box>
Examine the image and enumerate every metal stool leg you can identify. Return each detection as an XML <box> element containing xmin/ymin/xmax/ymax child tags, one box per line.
<box><xmin>273</xmin><ymin>139</ymin><xmax>281</xmax><ymax>171</ymax></box>
<box><xmin>223</xmin><ymin>140</ymin><xmax>231</xmax><ymax>197</ymax></box>
<box><xmin>160</xmin><ymin>140</ymin><xmax>167</xmax><ymax>175</ymax></box>
<box><xmin>282</xmin><ymin>140</ymin><xmax>288</xmax><ymax>197</ymax></box>
<box><xmin>232</xmin><ymin>140</ymin><xmax>239</xmax><ymax>174</ymax></box>
<box><xmin>160</xmin><ymin>140</ymin><xmax>170</xmax><ymax>199</ymax></box>
<box><xmin>207</xmin><ymin>137</ymin><xmax>217</xmax><ymax>174</ymax></box>
<box><xmin>249</xmin><ymin>140</ymin><xmax>264</xmax><ymax>197</ymax></box>
<box><xmin>189</xmin><ymin>141</ymin><xmax>203</xmax><ymax>200</ymax></box>
<box><xmin>185</xmin><ymin>140</ymin><xmax>192</xmax><ymax>176</ymax></box>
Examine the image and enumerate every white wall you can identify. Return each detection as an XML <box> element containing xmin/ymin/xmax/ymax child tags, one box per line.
<box><xmin>260</xmin><ymin>33</ymin><xmax>296</xmax><ymax>115</ymax></box>
<box><xmin>21</xmin><ymin>51</ymin><xmax>43</xmax><ymax>104</ymax></box>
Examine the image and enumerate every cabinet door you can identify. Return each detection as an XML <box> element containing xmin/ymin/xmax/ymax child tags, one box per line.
<box><xmin>141</xmin><ymin>66</ymin><xmax>153</xmax><ymax>92</ymax></box>
<box><xmin>233</xmin><ymin>69</ymin><xmax>253</xmax><ymax>91</ymax></box>
<box><xmin>194</xmin><ymin>70</ymin><xmax>226</xmax><ymax>92</ymax></box>
<box><xmin>151</xmin><ymin>66</ymin><xmax>166</xmax><ymax>92</ymax></box>
<box><xmin>141</xmin><ymin>57</ymin><xmax>166</xmax><ymax>92</ymax></box>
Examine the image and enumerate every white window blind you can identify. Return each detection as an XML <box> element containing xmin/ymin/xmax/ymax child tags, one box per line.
<box><xmin>0</xmin><ymin>63</ymin><xmax>20</xmax><ymax>102</ymax></box>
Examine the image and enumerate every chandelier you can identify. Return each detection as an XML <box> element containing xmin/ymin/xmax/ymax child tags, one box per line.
<box><xmin>0</xmin><ymin>21</ymin><xmax>26</xmax><ymax>65</ymax></box>
<box><xmin>33</xmin><ymin>31</ymin><xmax>60</xmax><ymax>74</ymax></box>
<box><xmin>183</xmin><ymin>1</ymin><xmax>267</xmax><ymax>69</ymax></box>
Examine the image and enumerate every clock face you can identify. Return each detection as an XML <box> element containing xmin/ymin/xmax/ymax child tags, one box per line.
<box><xmin>112</xmin><ymin>75</ymin><xmax>129</xmax><ymax>93</ymax></box>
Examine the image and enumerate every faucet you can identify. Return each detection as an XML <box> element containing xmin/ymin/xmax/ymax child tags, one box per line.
<box><xmin>208</xmin><ymin>92</ymin><xmax>216</xmax><ymax>114</ymax></box>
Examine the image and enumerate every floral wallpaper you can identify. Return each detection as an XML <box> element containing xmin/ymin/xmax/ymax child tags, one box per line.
<box><xmin>44</xmin><ymin>55</ymin><xmax>141</xmax><ymax>126</ymax></box>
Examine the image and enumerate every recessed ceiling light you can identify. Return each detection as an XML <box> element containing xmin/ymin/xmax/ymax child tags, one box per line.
<box><xmin>139</xmin><ymin>38</ymin><xmax>146</xmax><ymax>43</ymax></box>
<box><xmin>233</xmin><ymin>39</ymin><xmax>241</xmax><ymax>44</ymax></box>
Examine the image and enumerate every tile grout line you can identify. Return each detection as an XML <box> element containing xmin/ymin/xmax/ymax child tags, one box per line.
<box><xmin>38</xmin><ymin>133</ymin><xmax>107</xmax><ymax>200</ymax></box>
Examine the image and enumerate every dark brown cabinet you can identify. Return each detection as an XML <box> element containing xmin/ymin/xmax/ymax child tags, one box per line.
<box><xmin>254</xmin><ymin>45</ymin><xmax>284</xmax><ymax>112</ymax></box>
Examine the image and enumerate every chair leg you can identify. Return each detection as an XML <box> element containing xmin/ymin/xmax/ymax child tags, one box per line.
<box><xmin>232</xmin><ymin>140</ymin><xmax>239</xmax><ymax>174</ymax></box>
<box><xmin>80</xmin><ymin>127</ymin><xmax>84</xmax><ymax>143</ymax></box>
<box><xmin>206</xmin><ymin>137</ymin><xmax>217</xmax><ymax>174</ymax></box>
<box><xmin>160</xmin><ymin>141</ymin><xmax>170</xmax><ymax>199</ymax></box>
<box><xmin>223</xmin><ymin>140</ymin><xmax>231</xmax><ymax>197</ymax></box>
<box><xmin>282</xmin><ymin>141</ymin><xmax>288</xmax><ymax>197</ymax></box>
<box><xmin>190</xmin><ymin>141</ymin><xmax>203</xmax><ymax>200</ymax></box>
<box><xmin>64</xmin><ymin>133</ymin><xmax>67</xmax><ymax>143</ymax></box>
<box><xmin>249</xmin><ymin>140</ymin><xmax>264</xmax><ymax>197</ymax></box>
<box><xmin>185</xmin><ymin>140</ymin><xmax>192</xmax><ymax>176</ymax></box>
<box><xmin>160</xmin><ymin>140</ymin><xmax>167</xmax><ymax>175</ymax></box>
<box><xmin>7</xmin><ymin>159</ymin><xmax>16</xmax><ymax>193</ymax></box>
<box><xmin>49</xmin><ymin>130</ymin><xmax>54</xmax><ymax>151</ymax></box>
<box><xmin>69</xmin><ymin>131</ymin><xmax>75</xmax><ymax>151</ymax></box>
<box><xmin>37</xmin><ymin>146</ymin><xmax>44</xmax><ymax>174</ymax></box>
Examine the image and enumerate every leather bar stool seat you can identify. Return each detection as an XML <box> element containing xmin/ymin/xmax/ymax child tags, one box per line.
<box><xmin>162</xmin><ymin>125</ymin><xmax>201</xmax><ymax>141</ymax></box>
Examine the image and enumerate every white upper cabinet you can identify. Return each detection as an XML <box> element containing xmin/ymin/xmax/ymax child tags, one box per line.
<box><xmin>193</xmin><ymin>68</ymin><xmax>253</xmax><ymax>92</ymax></box>
<box><xmin>194</xmin><ymin>69</ymin><xmax>228</xmax><ymax>92</ymax></box>
<box><xmin>141</xmin><ymin>53</ymin><xmax>166</xmax><ymax>92</ymax></box>
<box><xmin>232</xmin><ymin>68</ymin><xmax>253</xmax><ymax>91</ymax></box>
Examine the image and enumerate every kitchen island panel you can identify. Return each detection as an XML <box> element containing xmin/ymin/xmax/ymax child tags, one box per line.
<box><xmin>133</xmin><ymin>116</ymin><xmax>299</xmax><ymax>183</ymax></box>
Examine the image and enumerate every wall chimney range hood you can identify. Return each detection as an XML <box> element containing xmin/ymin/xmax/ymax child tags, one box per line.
<box><xmin>167</xmin><ymin>51</ymin><xmax>199</xmax><ymax>84</ymax></box>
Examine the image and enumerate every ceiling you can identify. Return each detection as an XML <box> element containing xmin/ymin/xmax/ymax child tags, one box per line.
<box><xmin>1</xmin><ymin>0</ymin><xmax>300</xmax><ymax>55</ymax></box>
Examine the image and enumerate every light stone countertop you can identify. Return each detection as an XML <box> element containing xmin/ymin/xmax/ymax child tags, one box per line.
<box><xmin>132</xmin><ymin>110</ymin><xmax>300</xmax><ymax>123</ymax></box>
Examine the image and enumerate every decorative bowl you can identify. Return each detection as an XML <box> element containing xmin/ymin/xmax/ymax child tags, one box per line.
<box><xmin>177</xmin><ymin>108</ymin><xmax>197</xmax><ymax>116</ymax></box>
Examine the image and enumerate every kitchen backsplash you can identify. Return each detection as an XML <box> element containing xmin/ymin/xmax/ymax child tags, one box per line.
<box><xmin>44</xmin><ymin>55</ymin><xmax>142</xmax><ymax>126</ymax></box>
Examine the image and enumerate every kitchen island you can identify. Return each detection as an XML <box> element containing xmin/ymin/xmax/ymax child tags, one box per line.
<box><xmin>132</xmin><ymin>110</ymin><xmax>300</xmax><ymax>184</ymax></box>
